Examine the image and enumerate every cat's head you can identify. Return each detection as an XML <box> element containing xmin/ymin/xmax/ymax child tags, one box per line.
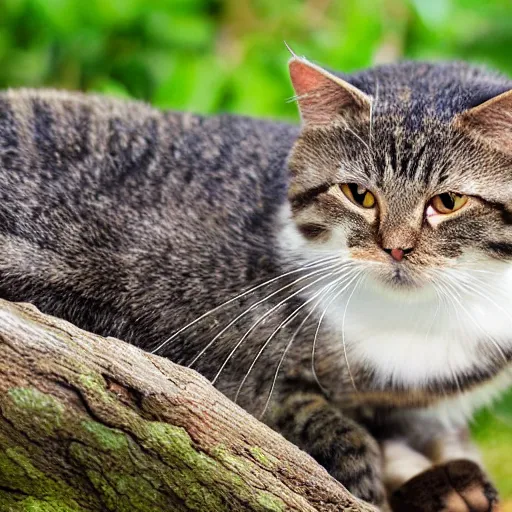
<box><xmin>284</xmin><ymin>56</ymin><xmax>512</xmax><ymax>298</ymax></box>
<box><xmin>281</xmin><ymin>57</ymin><xmax>512</xmax><ymax>389</ymax></box>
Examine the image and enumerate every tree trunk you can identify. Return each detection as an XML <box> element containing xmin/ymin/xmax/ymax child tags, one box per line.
<box><xmin>0</xmin><ymin>299</ymin><xmax>375</xmax><ymax>512</ymax></box>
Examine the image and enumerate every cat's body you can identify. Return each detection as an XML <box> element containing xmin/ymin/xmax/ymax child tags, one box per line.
<box><xmin>0</xmin><ymin>59</ymin><xmax>511</xmax><ymax>511</ymax></box>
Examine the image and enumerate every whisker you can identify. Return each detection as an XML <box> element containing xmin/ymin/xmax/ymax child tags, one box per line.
<box><xmin>447</xmin><ymin>268</ymin><xmax>512</xmax><ymax>325</ymax></box>
<box><xmin>193</xmin><ymin>262</ymin><xmax>341</xmax><ymax>370</ymax></box>
<box><xmin>441</xmin><ymin>275</ymin><xmax>508</xmax><ymax>366</ymax></box>
<box><xmin>450</xmin><ymin>279</ymin><xmax>510</xmax><ymax>365</ymax></box>
<box><xmin>258</xmin><ymin>282</ymin><xmax>337</xmax><ymax>419</ymax></box>
<box><xmin>298</xmin><ymin>254</ymin><xmax>342</xmax><ymax>268</ymax></box>
<box><xmin>311</xmin><ymin>269</ymin><xmax>362</xmax><ymax>393</ymax></box>
<box><xmin>233</xmin><ymin>272</ymin><xmax>347</xmax><ymax>404</ymax></box>
<box><xmin>344</xmin><ymin>124</ymin><xmax>371</xmax><ymax>154</ymax></box>
<box><xmin>433</xmin><ymin>280</ymin><xmax>469</xmax><ymax>398</ymax></box>
<box><xmin>341</xmin><ymin>273</ymin><xmax>365</xmax><ymax>391</ymax></box>
<box><xmin>283</xmin><ymin>41</ymin><xmax>298</xmax><ymax>58</ymax></box>
<box><xmin>425</xmin><ymin>283</ymin><xmax>441</xmax><ymax>344</ymax></box>
<box><xmin>459</xmin><ymin>268</ymin><xmax>500</xmax><ymax>275</ymax></box>
<box><xmin>151</xmin><ymin>254</ymin><xmax>340</xmax><ymax>355</ymax></box>
<box><xmin>210</xmin><ymin>266</ymin><xmax>341</xmax><ymax>383</ymax></box>
<box><xmin>456</xmin><ymin>275</ymin><xmax>508</xmax><ymax>309</ymax></box>
<box><xmin>286</xmin><ymin>90</ymin><xmax>314</xmax><ymax>104</ymax></box>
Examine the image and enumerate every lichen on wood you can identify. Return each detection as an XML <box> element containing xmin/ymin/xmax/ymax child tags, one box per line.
<box><xmin>0</xmin><ymin>299</ymin><xmax>375</xmax><ymax>512</ymax></box>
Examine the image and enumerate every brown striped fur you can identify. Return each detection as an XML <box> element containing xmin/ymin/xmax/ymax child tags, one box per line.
<box><xmin>0</xmin><ymin>57</ymin><xmax>511</xmax><ymax>509</ymax></box>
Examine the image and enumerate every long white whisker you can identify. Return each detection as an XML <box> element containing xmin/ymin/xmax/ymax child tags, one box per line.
<box><xmin>344</xmin><ymin>124</ymin><xmax>371</xmax><ymax>154</ymax></box>
<box><xmin>311</xmin><ymin>269</ymin><xmax>362</xmax><ymax>393</ymax></box>
<box><xmin>425</xmin><ymin>283</ymin><xmax>441</xmax><ymax>344</ymax></box>
<box><xmin>258</xmin><ymin>280</ymin><xmax>338</xmax><ymax>419</ymax></box>
<box><xmin>341</xmin><ymin>273</ymin><xmax>365</xmax><ymax>391</ymax></box>
<box><xmin>151</xmin><ymin>254</ymin><xmax>340</xmax><ymax>354</ymax></box>
<box><xmin>445</xmin><ymin>273</ymin><xmax>510</xmax><ymax>365</ymax></box>
<box><xmin>234</xmin><ymin>272</ymin><xmax>347</xmax><ymax>404</ymax></box>
<box><xmin>441</xmin><ymin>275</ymin><xmax>508</xmax><ymax>366</ymax></box>
<box><xmin>187</xmin><ymin>262</ymin><xmax>341</xmax><ymax>368</ymax></box>
<box><xmin>448</xmin><ymin>269</ymin><xmax>512</xmax><ymax>326</ymax></box>
<box><xmin>211</xmin><ymin>267</ymin><xmax>340</xmax><ymax>383</ymax></box>
<box><xmin>430</xmin><ymin>280</ymin><xmax>463</xmax><ymax>398</ymax></box>
<box><xmin>459</xmin><ymin>268</ymin><xmax>500</xmax><ymax>275</ymax></box>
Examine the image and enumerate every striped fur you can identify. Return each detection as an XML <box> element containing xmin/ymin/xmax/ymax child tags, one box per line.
<box><xmin>0</xmin><ymin>59</ymin><xmax>511</xmax><ymax>509</ymax></box>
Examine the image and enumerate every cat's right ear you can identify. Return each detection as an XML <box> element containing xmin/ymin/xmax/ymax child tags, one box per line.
<box><xmin>288</xmin><ymin>57</ymin><xmax>371</xmax><ymax>126</ymax></box>
<box><xmin>454</xmin><ymin>89</ymin><xmax>512</xmax><ymax>152</ymax></box>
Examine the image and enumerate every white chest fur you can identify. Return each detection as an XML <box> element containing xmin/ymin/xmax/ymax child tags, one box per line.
<box><xmin>279</xmin><ymin>215</ymin><xmax>512</xmax><ymax>411</ymax></box>
<box><xmin>322</xmin><ymin>270</ymin><xmax>512</xmax><ymax>388</ymax></box>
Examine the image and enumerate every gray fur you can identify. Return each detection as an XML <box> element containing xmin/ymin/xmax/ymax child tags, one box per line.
<box><xmin>0</xmin><ymin>60</ymin><xmax>511</xmax><ymax>509</ymax></box>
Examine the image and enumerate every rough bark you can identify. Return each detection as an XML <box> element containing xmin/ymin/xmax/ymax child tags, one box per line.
<box><xmin>0</xmin><ymin>299</ymin><xmax>375</xmax><ymax>512</ymax></box>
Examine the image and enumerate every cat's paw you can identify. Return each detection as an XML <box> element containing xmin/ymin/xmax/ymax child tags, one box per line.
<box><xmin>389</xmin><ymin>459</ymin><xmax>499</xmax><ymax>512</ymax></box>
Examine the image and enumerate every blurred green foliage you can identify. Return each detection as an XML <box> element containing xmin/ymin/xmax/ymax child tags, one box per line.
<box><xmin>2</xmin><ymin>0</ymin><xmax>512</xmax><ymax>120</ymax></box>
<box><xmin>473</xmin><ymin>390</ymin><xmax>512</xmax><ymax>498</ymax></box>
<box><xmin>0</xmin><ymin>0</ymin><xmax>511</xmax><ymax>497</ymax></box>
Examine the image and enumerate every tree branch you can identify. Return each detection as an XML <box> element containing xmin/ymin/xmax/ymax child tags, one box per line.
<box><xmin>0</xmin><ymin>299</ymin><xmax>375</xmax><ymax>512</ymax></box>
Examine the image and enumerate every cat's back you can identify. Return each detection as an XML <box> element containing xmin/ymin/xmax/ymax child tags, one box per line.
<box><xmin>0</xmin><ymin>88</ymin><xmax>300</xmax><ymax>253</ymax></box>
<box><xmin>0</xmin><ymin>89</ymin><xmax>298</xmax><ymax>342</ymax></box>
<box><xmin>0</xmin><ymin>88</ymin><xmax>296</xmax><ymax>215</ymax></box>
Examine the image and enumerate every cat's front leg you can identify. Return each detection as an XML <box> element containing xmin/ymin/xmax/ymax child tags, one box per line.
<box><xmin>269</xmin><ymin>391</ymin><xmax>387</xmax><ymax>509</ymax></box>
<box><xmin>377</xmin><ymin>413</ymin><xmax>499</xmax><ymax>512</ymax></box>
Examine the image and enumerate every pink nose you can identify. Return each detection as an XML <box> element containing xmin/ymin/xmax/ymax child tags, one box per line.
<box><xmin>390</xmin><ymin>248</ymin><xmax>404</xmax><ymax>262</ymax></box>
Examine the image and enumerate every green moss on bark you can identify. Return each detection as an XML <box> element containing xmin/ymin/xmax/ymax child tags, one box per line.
<box><xmin>256</xmin><ymin>492</ymin><xmax>286</xmax><ymax>512</ymax></box>
<box><xmin>81</xmin><ymin>421</ymin><xmax>128</xmax><ymax>451</ymax></box>
<box><xmin>249</xmin><ymin>447</ymin><xmax>278</xmax><ymax>470</ymax></box>
<box><xmin>5</xmin><ymin>388</ymin><xmax>64</xmax><ymax>438</ymax></box>
<box><xmin>0</xmin><ymin>448</ymin><xmax>84</xmax><ymax>509</ymax></box>
<box><xmin>0</xmin><ymin>493</ymin><xmax>83</xmax><ymax>512</ymax></box>
<box><xmin>0</xmin><ymin>385</ymin><xmax>288</xmax><ymax>511</ymax></box>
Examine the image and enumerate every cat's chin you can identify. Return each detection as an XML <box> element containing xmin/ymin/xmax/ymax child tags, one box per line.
<box><xmin>365</xmin><ymin>266</ymin><xmax>435</xmax><ymax>299</ymax></box>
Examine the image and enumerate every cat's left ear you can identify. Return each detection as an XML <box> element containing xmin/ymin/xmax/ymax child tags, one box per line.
<box><xmin>289</xmin><ymin>57</ymin><xmax>372</xmax><ymax>126</ymax></box>
<box><xmin>454</xmin><ymin>89</ymin><xmax>512</xmax><ymax>151</ymax></box>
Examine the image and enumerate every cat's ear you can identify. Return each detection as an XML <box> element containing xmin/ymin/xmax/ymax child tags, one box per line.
<box><xmin>288</xmin><ymin>57</ymin><xmax>371</xmax><ymax>126</ymax></box>
<box><xmin>454</xmin><ymin>89</ymin><xmax>512</xmax><ymax>152</ymax></box>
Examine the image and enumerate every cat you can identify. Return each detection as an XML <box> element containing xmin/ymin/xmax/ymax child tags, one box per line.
<box><xmin>0</xmin><ymin>53</ymin><xmax>511</xmax><ymax>511</ymax></box>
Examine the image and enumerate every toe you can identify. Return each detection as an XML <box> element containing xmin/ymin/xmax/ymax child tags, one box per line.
<box><xmin>444</xmin><ymin>460</ymin><xmax>498</xmax><ymax>512</ymax></box>
<box><xmin>390</xmin><ymin>460</ymin><xmax>500</xmax><ymax>512</ymax></box>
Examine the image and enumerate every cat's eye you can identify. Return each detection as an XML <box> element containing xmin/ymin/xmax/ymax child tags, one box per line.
<box><xmin>340</xmin><ymin>183</ymin><xmax>376</xmax><ymax>209</ymax></box>
<box><xmin>430</xmin><ymin>192</ymin><xmax>468</xmax><ymax>215</ymax></box>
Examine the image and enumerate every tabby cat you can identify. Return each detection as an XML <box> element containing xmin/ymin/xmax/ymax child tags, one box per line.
<box><xmin>0</xmin><ymin>54</ymin><xmax>511</xmax><ymax>511</ymax></box>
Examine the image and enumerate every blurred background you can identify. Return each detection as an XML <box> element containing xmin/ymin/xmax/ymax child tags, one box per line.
<box><xmin>2</xmin><ymin>0</ymin><xmax>512</xmax><ymax>119</ymax></box>
<box><xmin>1</xmin><ymin>0</ymin><xmax>511</xmax><ymax>501</ymax></box>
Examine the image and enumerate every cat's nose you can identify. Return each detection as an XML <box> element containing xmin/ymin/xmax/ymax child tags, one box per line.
<box><xmin>383</xmin><ymin>247</ymin><xmax>413</xmax><ymax>262</ymax></box>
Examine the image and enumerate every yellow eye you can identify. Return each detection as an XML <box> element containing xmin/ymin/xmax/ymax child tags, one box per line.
<box><xmin>340</xmin><ymin>183</ymin><xmax>376</xmax><ymax>209</ymax></box>
<box><xmin>430</xmin><ymin>192</ymin><xmax>468</xmax><ymax>214</ymax></box>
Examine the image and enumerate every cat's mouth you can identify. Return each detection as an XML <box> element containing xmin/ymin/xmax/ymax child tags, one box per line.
<box><xmin>390</xmin><ymin>266</ymin><xmax>413</xmax><ymax>285</ymax></box>
<box><xmin>369</xmin><ymin>262</ymin><xmax>427</xmax><ymax>291</ymax></box>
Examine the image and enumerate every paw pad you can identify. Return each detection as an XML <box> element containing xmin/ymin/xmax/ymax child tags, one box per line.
<box><xmin>390</xmin><ymin>459</ymin><xmax>499</xmax><ymax>512</ymax></box>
